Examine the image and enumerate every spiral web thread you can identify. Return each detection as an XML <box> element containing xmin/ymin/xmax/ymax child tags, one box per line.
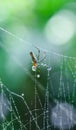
<box><xmin>0</xmin><ymin>27</ymin><xmax>76</xmax><ymax>130</ymax></box>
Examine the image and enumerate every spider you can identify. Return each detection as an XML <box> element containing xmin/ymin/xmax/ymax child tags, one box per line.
<box><xmin>30</xmin><ymin>48</ymin><xmax>46</xmax><ymax>78</ymax></box>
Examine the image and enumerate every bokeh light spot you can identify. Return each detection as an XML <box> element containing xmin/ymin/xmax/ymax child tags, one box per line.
<box><xmin>45</xmin><ymin>10</ymin><xmax>76</xmax><ymax>45</ymax></box>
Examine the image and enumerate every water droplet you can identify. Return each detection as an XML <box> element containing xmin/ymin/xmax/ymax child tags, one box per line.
<box><xmin>37</xmin><ymin>74</ymin><xmax>40</xmax><ymax>78</ymax></box>
<box><xmin>32</xmin><ymin>66</ymin><xmax>36</xmax><ymax>71</ymax></box>
<box><xmin>41</xmin><ymin>63</ymin><xmax>44</xmax><ymax>66</ymax></box>
<box><xmin>47</xmin><ymin>67</ymin><xmax>52</xmax><ymax>71</ymax></box>
<box><xmin>43</xmin><ymin>64</ymin><xmax>47</xmax><ymax>67</ymax></box>
<box><xmin>22</xmin><ymin>93</ymin><xmax>24</xmax><ymax>97</ymax></box>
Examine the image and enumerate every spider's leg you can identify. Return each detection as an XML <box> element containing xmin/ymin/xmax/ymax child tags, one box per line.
<box><xmin>34</xmin><ymin>46</ymin><xmax>40</xmax><ymax>61</ymax></box>
<box><xmin>37</xmin><ymin>49</ymin><xmax>40</xmax><ymax>61</ymax></box>
<box><xmin>39</xmin><ymin>51</ymin><xmax>46</xmax><ymax>63</ymax></box>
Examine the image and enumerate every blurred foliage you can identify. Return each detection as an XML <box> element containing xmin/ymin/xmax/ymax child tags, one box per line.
<box><xmin>0</xmin><ymin>0</ymin><xmax>76</xmax><ymax>95</ymax></box>
<box><xmin>0</xmin><ymin>0</ymin><xmax>76</xmax><ymax>107</ymax></box>
<box><xmin>0</xmin><ymin>0</ymin><xmax>76</xmax><ymax>129</ymax></box>
<box><xmin>0</xmin><ymin>0</ymin><xmax>70</xmax><ymax>28</ymax></box>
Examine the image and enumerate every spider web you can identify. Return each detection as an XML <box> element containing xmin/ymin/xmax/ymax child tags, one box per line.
<box><xmin>0</xmin><ymin>27</ymin><xmax>76</xmax><ymax>130</ymax></box>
